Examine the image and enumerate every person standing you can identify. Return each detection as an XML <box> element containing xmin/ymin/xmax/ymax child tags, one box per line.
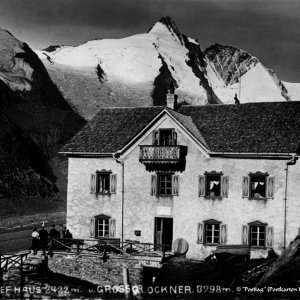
<box><xmin>58</xmin><ymin>224</ymin><xmax>65</xmax><ymax>239</ymax></box>
<box><xmin>39</xmin><ymin>225</ymin><xmax>48</xmax><ymax>255</ymax></box>
<box><xmin>31</xmin><ymin>228</ymin><xmax>39</xmax><ymax>255</ymax></box>
<box><xmin>49</xmin><ymin>224</ymin><xmax>59</xmax><ymax>249</ymax></box>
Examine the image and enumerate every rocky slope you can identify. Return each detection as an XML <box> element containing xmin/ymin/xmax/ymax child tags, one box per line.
<box><xmin>204</xmin><ymin>44</ymin><xmax>293</xmax><ymax>103</ymax></box>
<box><xmin>0</xmin><ymin>29</ymin><xmax>85</xmax><ymax>201</ymax></box>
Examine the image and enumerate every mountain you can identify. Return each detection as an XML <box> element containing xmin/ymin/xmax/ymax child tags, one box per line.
<box><xmin>35</xmin><ymin>17</ymin><xmax>221</xmax><ymax>120</ymax></box>
<box><xmin>36</xmin><ymin>18</ymin><xmax>299</xmax><ymax>113</ymax></box>
<box><xmin>0</xmin><ymin>29</ymin><xmax>85</xmax><ymax>202</ymax></box>
<box><xmin>204</xmin><ymin>44</ymin><xmax>297</xmax><ymax>104</ymax></box>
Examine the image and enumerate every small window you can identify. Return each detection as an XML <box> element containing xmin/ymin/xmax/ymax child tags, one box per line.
<box><xmin>205</xmin><ymin>223</ymin><xmax>220</xmax><ymax>244</ymax></box>
<box><xmin>206</xmin><ymin>174</ymin><xmax>221</xmax><ymax>197</ymax></box>
<box><xmin>90</xmin><ymin>215</ymin><xmax>116</xmax><ymax>239</ymax></box>
<box><xmin>250</xmin><ymin>225</ymin><xmax>266</xmax><ymax>247</ymax></box>
<box><xmin>242</xmin><ymin>173</ymin><xmax>274</xmax><ymax>199</ymax></box>
<box><xmin>250</xmin><ymin>175</ymin><xmax>266</xmax><ymax>198</ymax></box>
<box><xmin>152</xmin><ymin>129</ymin><xmax>177</xmax><ymax>146</ymax></box>
<box><xmin>160</xmin><ymin>129</ymin><xmax>175</xmax><ymax>146</ymax></box>
<box><xmin>97</xmin><ymin>218</ymin><xmax>109</xmax><ymax>238</ymax></box>
<box><xmin>98</xmin><ymin>173</ymin><xmax>110</xmax><ymax>194</ymax></box>
<box><xmin>158</xmin><ymin>174</ymin><xmax>172</xmax><ymax>195</ymax></box>
<box><xmin>198</xmin><ymin>172</ymin><xmax>229</xmax><ymax>198</ymax></box>
<box><xmin>91</xmin><ymin>171</ymin><xmax>117</xmax><ymax>195</ymax></box>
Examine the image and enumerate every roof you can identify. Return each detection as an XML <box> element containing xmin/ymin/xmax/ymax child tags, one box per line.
<box><xmin>61</xmin><ymin>101</ymin><xmax>300</xmax><ymax>156</ymax></box>
<box><xmin>61</xmin><ymin>106</ymin><xmax>165</xmax><ymax>154</ymax></box>
<box><xmin>179</xmin><ymin>102</ymin><xmax>300</xmax><ymax>153</ymax></box>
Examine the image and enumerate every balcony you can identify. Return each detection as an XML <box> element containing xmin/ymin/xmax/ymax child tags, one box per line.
<box><xmin>139</xmin><ymin>145</ymin><xmax>187</xmax><ymax>164</ymax></box>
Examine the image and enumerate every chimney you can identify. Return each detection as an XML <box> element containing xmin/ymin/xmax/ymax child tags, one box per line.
<box><xmin>166</xmin><ymin>89</ymin><xmax>176</xmax><ymax>110</ymax></box>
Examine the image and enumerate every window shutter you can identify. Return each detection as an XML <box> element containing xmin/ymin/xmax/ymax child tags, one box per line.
<box><xmin>242</xmin><ymin>225</ymin><xmax>249</xmax><ymax>245</ymax></box>
<box><xmin>198</xmin><ymin>175</ymin><xmax>205</xmax><ymax>197</ymax></box>
<box><xmin>110</xmin><ymin>174</ymin><xmax>117</xmax><ymax>194</ymax></box>
<box><xmin>90</xmin><ymin>217</ymin><xmax>96</xmax><ymax>238</ymax></box>
<box><xmin>172</xmin><ymin>175</ymin><xmax>179</xmax><ymax>196</ymax></box>
<box><xmin>266</xmin><ymin>176</ymin><xmax>275</xmax><ymax>199</ymax></box>
<box><xmin>151</xmin><ymin>174</ymin><xmax>157</xmax><ymax>195</ymax></box>
<box><xmin>109</xmin><ymin>219</ymin><xmax>116</xmax><ymax>238</ymax></box>
<box><xmin>266</xmin><ymin>226</ymin><xmax>274</xmax><ymax>247</ymax></box>
<box><xmin>220</xmin><ymin>224</ymin><xmax>228</xmax><ymax>244</ymax></box>
<box><xmin>221</xmin><ymin>176</ymin><xmax>229</xmax><ymax>198</ymax></box>
<box><xmin>172</xmin><ymin>131</ymin><xmax>177</xmax><ymax>145</ymax></box>
<box><xmin>242</xmin><ymin>176</ymin><xmax>249</xmax><ymax>198</ymax></box>
<box><xmin>91</xmin><ymin>173</ymin><xmax>96</xmax><ymax>194</ymax></box>
<box><xmin>152</xmin><ymin>130</ymin><xmax>159</xmax><ymax>145</ymax></box>
<box><xmin>197</xmin><ymin>222</ymin><xmax>204</xmax><ymax>244</ymax></box>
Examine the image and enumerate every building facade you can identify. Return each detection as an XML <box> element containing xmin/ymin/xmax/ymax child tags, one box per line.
<box><xmin>61</xmin><ymin>101</ymin><xmax>300</xmax><ymax>259</ymax></box>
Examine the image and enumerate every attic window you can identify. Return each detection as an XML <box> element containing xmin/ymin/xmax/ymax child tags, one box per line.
<box><xmin>153</xmin><ymin>129</ymin><xmax>177</xmax><ymax>146</ymax></box>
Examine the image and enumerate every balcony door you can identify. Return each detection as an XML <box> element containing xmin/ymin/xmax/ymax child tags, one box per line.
<box><xmin>159</xmin><ymin>129</ymin><xmax>177</xmax><ymax>146</ymax></box>
<box><xmin>154</xmin><ymin>217</ymin><xmax>173</xmax><ymax>251</ymax></box>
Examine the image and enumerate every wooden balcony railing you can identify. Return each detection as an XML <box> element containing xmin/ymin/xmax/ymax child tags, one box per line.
<box><xmin>139</xmin><ymin>145</ymin><xmax>187</xmax><ymax>163</ymax></box>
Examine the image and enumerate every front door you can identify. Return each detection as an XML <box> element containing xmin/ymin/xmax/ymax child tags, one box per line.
<box><xmin>154</xmin><ymin>217</ymin><xmax>173</xmax><ymax>251</ymax></box>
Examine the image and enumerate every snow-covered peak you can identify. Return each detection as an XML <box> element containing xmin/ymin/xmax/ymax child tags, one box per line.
<box><xmin>148</xmin><ymin>17</ymin><xmax>184</xmax><ymax>45</ymax></box>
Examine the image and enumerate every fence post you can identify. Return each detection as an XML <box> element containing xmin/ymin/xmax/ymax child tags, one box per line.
<box><xmin>20</xmin><ymin>257</ymin><xmax>24</xmax><ymax>299</ymax></box>
<box><xmin>0</xmin><ymin>254</ymin><xmax>3</xmax><ymax>286</ymax></box>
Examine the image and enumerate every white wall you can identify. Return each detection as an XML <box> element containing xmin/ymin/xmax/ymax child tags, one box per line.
<box><xmin>67</xmin><ymin>116</ymin><xmax>300</xmax><ymax>259</ymax></box>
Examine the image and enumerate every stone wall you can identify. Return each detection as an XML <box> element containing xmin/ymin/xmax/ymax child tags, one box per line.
<box><xmin>48</xmin><ymin>254</ymin><xmax>143</xmax><ymax>286</ymax></box>
<box><xmin>67</xmin><ymin>114</ymin><xmax>300</xmax><ymax>260</ymax></box>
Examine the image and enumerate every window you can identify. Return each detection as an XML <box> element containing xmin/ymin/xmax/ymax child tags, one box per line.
<box><xmin>197</xmin><ymin>220</ymin><xmax>227</xmax><ymax>245</ymax></box>
<box><xmin>206</xmin><ymin>174</ymin><xmax>221</xmax><ymax>197</ymax></box>
<box><xmin>90</xmin><ymin>214</ymin><xmax>116</xmax><ymax>239</ymax></box>
<box><xmin>242</xmin><ymin>172</ymin><xmax>274</xmax><ymax>199</ymax></box>
<box><xmin>150</xmin><ymin>174</ymin><xmax>179</xmax><ymax>196</ymax></box>
<box><xmin>205</xmin><ymin>222</ymin><xmax>220</xmax><ymax>244</ymax></box>
<box><xmin>98</xmin><ymin>218</ymin><xmax>109</xmax><ymax>238</ymax></box>
<box><xmin>153</xmin><ymin>129</ymin><xmax>177</xmax><ymax>146</ymax></box>
<box><xmin>198</xmin><ymin>172</ymin><xmax>229</xmax><ymax>198</ymax></box>
<box><xmin>91</xmin><ymin>171</ymin><xmax>117</xmax><ymax>195</ymax></box>
<box><xmin>98</xmin><ymin>173</ymin><xmax>110</xmax><ymax>194</ymax></box>
<box><xmin>242</xmin><ymin>222</ymin><xmax>274</xmax><ymax>248</ymax></box>
<box><xmin>158</xmin><ymin>174</ymin><xmax>172</xmax><ymax>195</ymax></box>
<box><xmin>250</xmin><ymin>225</ymin><xmax>265</xmax><ymax>247</ymax></box>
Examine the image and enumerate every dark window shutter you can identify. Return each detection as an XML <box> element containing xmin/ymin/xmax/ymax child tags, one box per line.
<box><xmin>198</xmin><ymin>175</ymin><xmax>205</xmax><ymax>197</ymax></box>
<box><xmin>220</xmin><ymin>224</ymin><xmax>228</xmax><ymax>244</ymax></box>
<box><xmin>242</xmin><ymin>176</ymin><xmax>249</xmax><ymax>198</ymax></box>
<box><xmin>90</xmin><ymin>217</ymin><xmax>96</xmax><ymax>238</ymax></box>
<box><xmin>109</xmin><ymin>219</ymin><xmax>116</xmax><ymax>238</ymax></box>
<box><xmin>197</xmin><ymin>222</ymin><xmax>204</xmax><ymax>244</ymax></box>
<box><xmin>172</xmin><ymin>175</ymin><xmax>179</xmax><ymax>196</ymax></box>
<box><xmin>267</xmin><ymin>176</ymin><xmax>275</xmax><ymax>199</ymax></box>
<box><xmin>242</xmin><ymin>225</ymin><xmax>249</xmax><ymax>245</ymax></box>
<box><xmin>266</xmin><ymin>226</ymin><xmax>274</xmax><ymax>247</ymax></box>
<box><xmin>110</xmin><ymin>174</ymin><xmax>117</xmax><ymax>194</ymax></box>
<box><xmin>151</xmin><ymin>174</ymin><xmax>157</xmax><ymax>195</ymax></box>
<box><xmin>221</xmin><ymin>176</ymin><xmax>229</xmax><ymax>198</ymax></box>
<box><xmin>152</xmin><ymin>130</ymin><xmax>159</xmax><ymax>145</ymax></box>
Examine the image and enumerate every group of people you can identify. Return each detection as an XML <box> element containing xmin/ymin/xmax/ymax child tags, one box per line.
<box><xmin>31</xmin><ymin>223</ymin><xmax>73</xmax><ymax>255</ymax></box>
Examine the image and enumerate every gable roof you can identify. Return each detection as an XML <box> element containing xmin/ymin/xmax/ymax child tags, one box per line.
<box><xmin>61</xmin><ymin>101</ymin><xmax>300</xmax><ymax>156</ymax></box>
<box><xmin>179</xmin><ymin>102</ymin><xmax>300</xmax><ymax>154</ymax></box>
<box><xmin>60</xmin><ymin>106</ymin><xmax>165</xmax><ymax>154</ymax></box>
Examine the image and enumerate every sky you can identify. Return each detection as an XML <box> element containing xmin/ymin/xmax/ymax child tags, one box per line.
<box><xmin>0</xmin><ymin>0</ymin><xmax>299</xmax><ymax>82</ymax></box>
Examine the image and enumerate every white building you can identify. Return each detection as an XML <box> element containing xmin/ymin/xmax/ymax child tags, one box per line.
<box><xmin>60</xmin><ymin>98</ymin><xmax>300</xmax><ymax>259</ymax></box>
